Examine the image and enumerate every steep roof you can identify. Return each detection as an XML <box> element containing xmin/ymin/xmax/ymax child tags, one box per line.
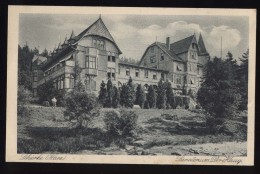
<box><xmin>41</xmin><ymin>16</ymin><xmax>122</xmax><ymax>70</ymax></box>
<box><xmin>170</xmin><ymin>35</ymin><xmax>195</xmax><ymax>55</ymax></box>
<box><xmin>72</xmin><ymin>17</ymin><xmax>122</xmax><ymax>54</ymax></box>
<box><xmin>198</xmin><ymin>33</ymin><xmax>208</xmax><ymax>54</ymax></box>
<box><xmin>138</xmin><ymin>41</ymin><xmax>183</xmax><ymax>65</ymax></box>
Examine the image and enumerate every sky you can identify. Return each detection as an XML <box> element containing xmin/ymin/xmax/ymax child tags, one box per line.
<box><xmin>19</xmin><ymin>14</ymin><xmax>249</xmax><ymax>61</ymax></box>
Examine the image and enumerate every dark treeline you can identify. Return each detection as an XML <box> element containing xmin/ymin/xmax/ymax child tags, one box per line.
<box><xmin>197</xmin><ymin>49</ymin><xmax>249</xmax><ymax>120</ymax></box>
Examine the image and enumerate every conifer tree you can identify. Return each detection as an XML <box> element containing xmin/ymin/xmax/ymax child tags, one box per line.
<box><xmin>197</xmin><ymin>57</ymin><xmax>241</xmax><ymax>119</ymax></box>
<box><xmin>120</xmin><ymin>84</ymin><xmax>127</xmax><ymax>107</ymax></box>
<box><xmin>157</xmin><ymin>79</ymin><xmax>166</xmax><ymax>109</ymax></box>
<box><xmin>106</xmin><ymin>79</ymin><xmax>113</xmax><ymax>107</ymax></box>
<box><xmin>98</xmin><ymin>80</ymin><xmax>107</xmax><ymax>107</ymax></box>
<box><xmin>165</xmin><ymin>79</ymin><xmax>174</xmax><ymax>109</ymax></box>
<box><xmin>135</xmin><ymin>84</ymin><xmax>145</xmax><ymax>108</ymax></box>
<box><xmin>238</xmin><ymin>49</ymin><xmax>249</xmax><ymax>110</ymax></box>
<box><xmin>119</xmin><ymin>77</ymin><xmax>136</xmax><ymax>108</ymax></box>
<box><xmin>147</xmin><ymin>85</ymin><xmax>157</xmax><ymax>108</ymax></box>
<box><xmin>112</xmin><ymin>86</ymin><xmax>120</xmax><ymax>108</ymax></box>
<box><xmin>125</xmin><ymin>84</ymin><xmax>135</xmax><ymax>108</ymax></box>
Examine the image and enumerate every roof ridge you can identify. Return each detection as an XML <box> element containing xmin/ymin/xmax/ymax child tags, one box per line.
<box><xmin>171</xmin><ymin>34</ymin><xmax>194</xmax><ymax>45</ymax></box>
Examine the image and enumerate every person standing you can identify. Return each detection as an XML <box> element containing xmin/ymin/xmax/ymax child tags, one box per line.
<box><xmin>51</xmin><ymin>97</ymin><xmax>57</xmax><ymax>107</ymax></box>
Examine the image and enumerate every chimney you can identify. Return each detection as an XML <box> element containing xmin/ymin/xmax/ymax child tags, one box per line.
<box><xmin>166</xmin><ymin>37</ymin><xmax>170</xmax><ymax>50</ymax></box>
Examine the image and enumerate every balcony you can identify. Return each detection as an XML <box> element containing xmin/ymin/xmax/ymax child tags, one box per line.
<box><xmin>35</xmin><ymin>66</ymin><xmax>74</xmax><ymax>87</ymax></box>
<box><xmin>85</xmin><ymin>68</ymin><xmax>98</xmax><ymax>76</ymax></box>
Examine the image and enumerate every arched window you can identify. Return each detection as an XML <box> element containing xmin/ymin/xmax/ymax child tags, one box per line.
<box><xmin>100</xmin><ymin>41</ymin><xmax>104</xmax><ymax>50</ymax></box>
<box><xmin>93</xmin><ymin>39</ymin><xmax>97</xmax><ymax>47</ymax></box>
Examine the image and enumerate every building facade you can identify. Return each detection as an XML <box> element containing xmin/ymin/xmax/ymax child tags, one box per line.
<box><xmin>32</xmin><ymin>16</ymin><xmax>210</xmax><ymax>97</ymax></box>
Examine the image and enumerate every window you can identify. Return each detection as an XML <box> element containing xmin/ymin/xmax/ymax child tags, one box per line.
<box><xmin>93</xmin><ymin>39</ymin><xmax>105</xmax><ymax>50</ymax></box>
<box><xmin>107</xmin><ymin>71</ymin><xmax>111</xmax><ymax>79</ymax></box>
<box><xmin>190</xmin><ymin>78</ymin><xmax>194</xmax><ymax>84</ymax></box>
<box><xmin>93</xmin><ymin>39</ymin><xmax>97</xmax><ymax>47</ymax></box>
<box><xmin>111</xmin><ymin>68</ymin><xmax>115</xmax><ymax>80</ymax></box>
<box><xmin>100</xmin><ymin>41</ymin><xmax>104</xmax><ymax>50</ymax></box>
<box><xmin>126</xmin><ymin>68</ymin><xmax>130</xmax><ymax>76</ymax></box>
<box><xmin>60</xmin><ymin>77</ymin><xmax>64</xmax><ymax>89</ymax></box>
<box><xmin>192</xmin><ymin>43</ymin><xmax>196</xmax><ymax>49</ymax></box>
<box><xmin>57</xmin><ymin>77</ymin><xmax>60</xmax><ymax>89</ymax></box>
<box><xmin>177</xmin><ymin>65</ymin><xmax>182</xmax><ymax>71</ymax></box>
<box><xmin>153</xmin><ymin>73</ymin><xmax>157</xmax><ymax>80</ymax></box>
<box><xmin>176</xmin><ymin>76</ymin><xmax>182</xmax><ymax>84</ymax></box>
<box><xmin>161</xmin><ymin>53</ymin><xmax>164</xmax><ymax>61</ymax></box>
<box><xmin>53</xmin><ymin>79</ymin><xmax>57</xmax><ymax>89</ymax></box>
<box><xmin>112</xmin><ymin>56</ymin><xmax>116</xmax><ymax>62</ymax></box>
<box><xmin>135</xmin><ymin>69</ymin><xmax>139</xmax><ymax>77</ymax></box>
<box><xmin>191</xmin><ymin>54</ymin><xmax>195</xmax><ymax>59</ymax></box>
<box><xmin>86</xmin><ymin>56</ymin><xmax>96</xmax><ymax>69</ymax></box>
<box><xmin>189</xmin><ymin>63</ymin><xmax>192</xmax><ymax>71</ymax></box>
<box><xmin>89</xmin><ymin>56</ymin><xmax>96</xmax><ymax>68</ymax></box>
<box><xmin>70</xmin><ymin>74</ymin><xmax>74</xmax><ymax>88</ymax></box>
<box><xmin>97</xmin><ymin>40</ymin><xmax>100</xmax><ymax>48</ymax></box>
<box><xmin>107</xmin><ymin>68</ymin><xmax>116</xmax><ymax>80</ymax></box>
<box><xmin>118</xmin><ymin>67</ymin><xmax>120</xmax><ymax>74</ymax></box>
<box><xmin>161</xmin><ymin>73</ymin><xmax>165</xmax><ymax>80</ymax></box>
<box><xmin>145</xmin><ymin>70</ymin><xmax>149</xmax><ymax>78</ymax></box>
<box><xmin>150</xmin><ymin>56</ymin><xmax>156</xmax><ymax>63</ymax></box>
<box><xmin>108</xmin><ymin>56</ymin><xmax>111</xmax><ymax>62</ymax></box>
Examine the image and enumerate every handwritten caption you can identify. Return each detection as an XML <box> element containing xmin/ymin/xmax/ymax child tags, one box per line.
<box><xmin>20</xmin><ymin>154</ymin><xmax>66</xmax><ymax>161</ymax></box>
<box><xmin>176</xmin><ymin>156</ymin><xmax>243</xmax><ymax>165</ymax></box>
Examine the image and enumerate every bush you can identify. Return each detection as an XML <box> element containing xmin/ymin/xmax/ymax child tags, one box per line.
<box><xmin>65</xmin><ymin>91</ymin><xmax>98</xmax><ymax>128</ymax></box>
<box><xmin>195</xmin><ymin>104</ymin><xmax>202</xmax><ymax>109</ymax></box>
<box><xmin>183</xmin><ymin>96</ymin><xmax>190</xmax><ymax>109</ymax></box>
<box><xmin>103</xmin><ymin>109</ymin><xmax>139</xmax><ymax>143</ymax></box>
<box><xmin>18</xmin><ymin>85</ymin><xmax>32</xmax><ymax>105</ymax></box>
<box><xmin>144</xmin><ymin>100</ymin><xmax>150</xmax><ymax>109</ymax></box>
<box><xmin>42</xmin><ymin>101</ymin><xmax>50</xmax><ymax>107</ymax></box>
<box><xmin>174</xmin><ymin>96</ymin><xmax>183</xmax><ymax>108</ymax></box>
<box><xmin>17</xmin><ymin>106</ymin><xmax>30</xmax><ymax>117</ymax></box>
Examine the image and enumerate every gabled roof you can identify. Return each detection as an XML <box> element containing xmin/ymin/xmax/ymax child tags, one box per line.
<box><xmin>170</xmin><ymin>35</ymin><xmax>195</xmax><ymax>55</ymax></box>
<box><xmin>155</xmin><ymin>42</ymin><xmax>183</xmax><ymax>61</ymax></box>
<box><xmin>72</xmin><ymin>17</ymin><xmax>122</xmax><ymax>54</ymax></box>
<box><xmin>32</xmin><ymin>55</ymin><xmax>47</xmax><ymax>65</ymax></box>
<box><xmin>198</xmin><ymin>33</ymin><xmax>208</xmax><ymax>54</ymax></box>
<box><xmin>138</xmin><ymin>42</ymin><xmax>183</xmax><ymax>65</ymax></box>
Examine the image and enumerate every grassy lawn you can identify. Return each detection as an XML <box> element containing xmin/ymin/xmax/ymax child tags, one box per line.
<box><xmin>17</xmin><ymin>106</ymin><xmax>247</xmax><ymax>156</ymax></box>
